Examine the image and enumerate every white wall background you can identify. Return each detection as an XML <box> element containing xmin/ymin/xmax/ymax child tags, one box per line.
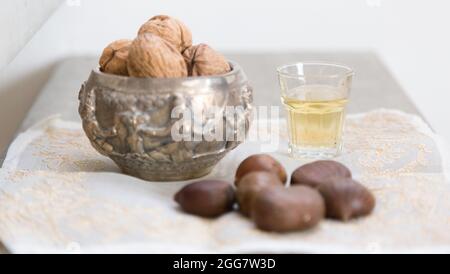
<box><xmin>0</xmin><ymin>0</ymin><xmax>61</xmax><ymax>70</ymax></box>
<box><xmin>1</xmin><ymin>0</ymin><xmax>450</xmax><ymax>151</ymax></box>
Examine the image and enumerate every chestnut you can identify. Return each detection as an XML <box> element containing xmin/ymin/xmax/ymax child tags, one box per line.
<box><xmin>236</xmin><ymin>171</ymin><xmax>284</xmax><ymax>217</ymax></box>
<box><xmin>235</xmin><ymin>154</ymin><xmax>287</xmax><ymax>185</ymax></box>
<box><xmin>174</xmin><ymin>180</ymin><xmax>235</xmax><ymax>218</ymax></box>
<box><xmin>291</xmin><ymin>160</ymin><xmax>351</xmax><ymax>188</ymax></box>
<box><xmin>317</xmin><ymin>177</ymin><xmax>375</xmax><ymax>221</ymax></box>
<box><xmin>251</xmin><ymin>185</ymin><xmax>325</xmax><ymax>232</ymax></box>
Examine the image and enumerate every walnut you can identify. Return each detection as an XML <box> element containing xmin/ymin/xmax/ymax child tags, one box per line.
<box><xmin>138</xmin><ymin>15</ymin><xmax>192</xmax><ymax>52</ymax></box>
<box><xmin>99</xmin><ymin>39</ymin><xmax>132</xmax><ymax>76</ymax></box>
<box><xmin>127</xmin><ymin>33</ymin><xmax>188</xmax><ymax>78</ymax></box>
<box><xmin>183</xmin><ymin>44</ymin><xmax>231</xmax><ymax>76</ymax></box>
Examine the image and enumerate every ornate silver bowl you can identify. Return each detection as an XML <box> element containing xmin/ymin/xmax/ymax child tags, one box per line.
<box><xmin>78</xmin><ymin>62</ymin><xmax>252</xmax><ymax>181</ymax></box>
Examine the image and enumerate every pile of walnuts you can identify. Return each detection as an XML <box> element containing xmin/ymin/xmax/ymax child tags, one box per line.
<box><xmin>99</xmin><ymin>15</ymin><xmax>231</xmax><ymax>78</ymax></box>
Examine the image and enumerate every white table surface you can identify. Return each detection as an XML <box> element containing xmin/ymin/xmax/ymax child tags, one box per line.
<box><xmin>18</xmin><ymin>52</ymin><xmax>425</xmax><ymax>131</ymax></box>
<box><xmin>0</xmin><ymin>51</ymin><xmax>425</xmax><ymax>253</ymax></box>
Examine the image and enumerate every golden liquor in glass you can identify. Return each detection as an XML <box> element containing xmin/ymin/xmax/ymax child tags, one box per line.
<box><xmin>278</xmin><ymin>64</ymin><xmax>353</xmax><ymax>158</ymax></box>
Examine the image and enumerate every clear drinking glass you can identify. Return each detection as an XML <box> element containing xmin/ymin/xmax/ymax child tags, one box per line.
<box><xmin>277</xmin><ymin>62</ymin><xmax>354</xmax><ymax>159</ymax></box>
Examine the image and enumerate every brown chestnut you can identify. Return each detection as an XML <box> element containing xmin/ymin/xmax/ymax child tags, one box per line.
<box><xmin>291</xmin><ymin>160</ymin><xmax>351</xmax><ymax>188</ymax></box>
<box><xmin>318</xmin><ymin>177</ymin><xmax>375</xmax><ymax>221</ymax></box>
<box><xmin>174</xmin><ymin>180</ymin><xmax>235</xmax><ymax>218</ymax></box>
<box><xmin>236</xmin><ymin>171</ymin><xmax>284</xmax><ymax>217</ymax></box>
<box><xmin>251</xmin><ymin>185</ymin><xmax>325</xmax><ymax>232</ymax></box>
<box><xmin>235</xmin><ymin>154</ymin><xmax>287</xmax><ymax>185</ymax></box>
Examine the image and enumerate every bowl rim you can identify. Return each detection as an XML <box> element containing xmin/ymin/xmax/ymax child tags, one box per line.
<box><xmin>88</xmin><ymin>60</ymin><xmax>247</xmax><ymax>95</ymax></box>
<box><xmin>93</xmin><ymin>60</ymin><xmax>241</xmax><ymax>82</ymax></box>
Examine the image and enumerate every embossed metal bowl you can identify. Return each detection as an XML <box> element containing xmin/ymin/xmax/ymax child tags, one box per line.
<box><xmin>78</xmin><ymin>62</ymin><xmax>252</xmax><ymax>181</ymax></box>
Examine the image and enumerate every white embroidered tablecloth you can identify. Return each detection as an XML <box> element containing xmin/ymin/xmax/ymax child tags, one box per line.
<box><xmin>0</xmin><ymin>109</ymin><xmax>449</xmax><ymax>253</ymax></box>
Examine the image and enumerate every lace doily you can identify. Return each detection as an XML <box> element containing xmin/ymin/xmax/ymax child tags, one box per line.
<box><xmin>0</xmin><ymin>109</ymin><xmax>449</xmax><ymax>253</ymax></box>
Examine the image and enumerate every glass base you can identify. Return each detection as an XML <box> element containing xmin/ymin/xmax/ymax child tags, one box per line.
<box><xmin>288</xmin><ymin>143</ymin><xmax>342</xmax><ymax>159</ymax></box>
